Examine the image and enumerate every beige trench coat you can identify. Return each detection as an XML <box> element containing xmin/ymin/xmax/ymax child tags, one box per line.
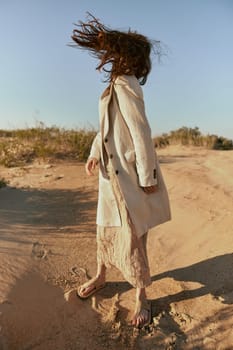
<box><xmin>89</xmin><ymin>75</ymin><xmax>171</xmax><ymax>237</ymax></box>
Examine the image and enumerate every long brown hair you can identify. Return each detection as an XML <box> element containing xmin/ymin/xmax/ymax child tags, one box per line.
<box><xmin>71</xmin><ymin>13</ymin><xmax>161</xmax><ymax>85</ymax></box>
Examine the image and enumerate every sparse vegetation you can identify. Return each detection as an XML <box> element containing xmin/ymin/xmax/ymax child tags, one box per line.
<box><xmin>0</xmin><ymin>124</ymin><xmax>97</xmax><ymax>167</ymax></box>
<box><xmin>153</xmin><ymin>127</ymin><xmax>233</xmax><ymax>150</ymax></box>
<box><xmin>0</xmin><ymin>125</ymin><xmax>232</xmax><ymax>168</ymax></box>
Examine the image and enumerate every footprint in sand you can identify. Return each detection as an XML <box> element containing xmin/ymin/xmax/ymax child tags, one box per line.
<box><xmin>31</xmin><ymin>242</ymin><xmax>50</xmax><ymax>260</ymax></box>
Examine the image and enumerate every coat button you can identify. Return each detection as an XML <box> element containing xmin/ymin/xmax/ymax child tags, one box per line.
<box><xmin>109</xmin><ymin>154</ymin><xmax>113</xmax><ymax>159</ymax></box>
<box><xmin>104</xmin><ymin>138</ymin><xmax>108</xmax><ymax>143</ymax></box>
<box><xmin>115</xmin><ymin>170</ymin><xmax>119</xmax><ymax>175</ymax></box>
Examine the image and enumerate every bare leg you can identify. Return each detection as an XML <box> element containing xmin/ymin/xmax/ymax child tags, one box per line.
<box><xmin>131</xmin><ymin>287</ymin><xmax>151</xmax><ymax>328</ymax></box>
<box><xmin>78</xmin><ymin>264</ymin><xmax>106</xmax><ymax>298</ymax></box>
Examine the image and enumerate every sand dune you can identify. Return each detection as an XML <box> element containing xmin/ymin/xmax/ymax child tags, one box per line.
<box><xmin>0</xmin><ymin>146</ymin><xmax>232</xmax><ymax>349</ymax></box>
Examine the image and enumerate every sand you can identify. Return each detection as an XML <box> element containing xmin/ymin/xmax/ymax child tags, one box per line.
<box><xmin>0</xmin><ymin>145</ymin><xmax>232</xmax><ymax>350</ymax></box>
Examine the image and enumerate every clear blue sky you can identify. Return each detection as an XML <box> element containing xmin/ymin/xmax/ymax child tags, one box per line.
<box><xmin>0</xmin><ymin>0</ymin><xmax>232</xmax><ymax>138</ymax></box>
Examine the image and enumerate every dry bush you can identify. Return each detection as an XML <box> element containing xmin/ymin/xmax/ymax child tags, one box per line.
<box><xmin>153</xmin><ymin>127</ymin><xmax>233</xmax><ymax>150</ymax></box>
<box><xmin>1</xmin><ymin>125</ymin><xmax>232</xmax><ymax>168</ymax></box>
<box><xmin>0</xmin><ymin>125</ymin><xmax>97</xmax><ymax>167</ymax></box>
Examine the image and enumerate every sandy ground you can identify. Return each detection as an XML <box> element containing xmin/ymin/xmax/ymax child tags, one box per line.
<box><xmin>0</xmin><ymin>145</ymin><xmax>233</xmax><ymax>350</ymax></box>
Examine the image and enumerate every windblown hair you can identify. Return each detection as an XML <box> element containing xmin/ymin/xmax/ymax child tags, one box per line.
<box><xmin>71</xmin><ymin>13</ymin><xmax>161</xmax><ymax>85</ymax></box>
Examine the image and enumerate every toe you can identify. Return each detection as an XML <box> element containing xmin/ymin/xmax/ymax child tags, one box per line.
<box><xmin>132</xmin><ymin>309</ymin><xmax>149</xmax><ymax>328</ymax></box>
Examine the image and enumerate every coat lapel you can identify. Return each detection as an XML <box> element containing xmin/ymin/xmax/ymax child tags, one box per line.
<box><xmin>100</xmin><ymin>83</ymin><xmax>114</xmax><ymax>138</ymax></box>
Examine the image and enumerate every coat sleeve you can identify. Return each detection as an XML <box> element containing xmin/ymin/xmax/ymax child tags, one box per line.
<box><xmin>114</xmin><ymin>75</ymin><xmax>158</xmax><ymax>187</ymax></box>
<box><xmin>89</xmin><ymin>131</ymin><xmax>101</xmax><ymax>161</ymax></box>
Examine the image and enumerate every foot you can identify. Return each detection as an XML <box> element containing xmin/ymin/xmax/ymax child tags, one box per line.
<box><xmin>77</xmin><ymin>275</ymin><xmax>106</xmax><ymax>299</ymax></box>
<box><xmin>131</xmin><ymin>299</ymin><xmax>151</xmax><ymax>328</ymax></box>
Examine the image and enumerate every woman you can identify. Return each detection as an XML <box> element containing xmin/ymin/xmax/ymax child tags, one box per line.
<box><xmin>71</xmin><ymin>14</ymin><xmax>171</xmax><ymax>328</ymax></box>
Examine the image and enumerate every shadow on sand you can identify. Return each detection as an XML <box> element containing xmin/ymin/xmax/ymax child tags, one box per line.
<box><xmin>99</xmin><ymin>253</ymin><xmax>233</xmax><ymax>348</ymax></box>
<box><xmin>104</xmin><ymin>253</ymin><xmax>233</xmax><ymax>305</ymax></box>
<box><xmin>0</xmin><ymin>186</ymin><xmax>97</xmax><ymax>239</ymax></box>
<box><xmin>1</xmin><ymin>254</ymin><xmax>232</xmax><ymax>349</ymax></box>
<box><xmin>0</xmin><ymin>270</ymin><xmax>109</xmax><ymax>350</ymax></box>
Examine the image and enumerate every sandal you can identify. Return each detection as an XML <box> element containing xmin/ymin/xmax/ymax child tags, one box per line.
<box><xmin>77</xmin><ymin>278</ymin><xmax>106</xmax><ymax>299</ymax></box>
<box><xmin>132</xmin><ymin>299</ymin><xmax>152</xmax><ymax>329</ymax></box>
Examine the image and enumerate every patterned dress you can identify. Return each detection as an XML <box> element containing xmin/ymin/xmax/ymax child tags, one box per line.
<box><xmin>96</xmin><ymin>158</ymin><xmax>151</xmax><ymax>288</ymax></box>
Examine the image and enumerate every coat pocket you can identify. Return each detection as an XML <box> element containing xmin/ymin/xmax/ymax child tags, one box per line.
<box><xmin>124</xmin><ymin>150</ymin><xmax>136</xmax><ymax>163</ymax></box>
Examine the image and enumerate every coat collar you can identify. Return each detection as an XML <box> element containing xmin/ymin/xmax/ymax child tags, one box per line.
<box><xmin>100</xmin><ymin>82</ymin><xmax>114</xmax><ymax>138</ymax></box>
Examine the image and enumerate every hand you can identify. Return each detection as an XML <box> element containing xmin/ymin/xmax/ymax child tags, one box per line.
<box><xmin>85</xmin><ymin>157</ymin><xmax>98</xmax><ymax>176</ymax></box>
<box><xmin>142</xmin><ymin>185</ymin><xmax>158</xmax><ymax>194</ymax></box>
